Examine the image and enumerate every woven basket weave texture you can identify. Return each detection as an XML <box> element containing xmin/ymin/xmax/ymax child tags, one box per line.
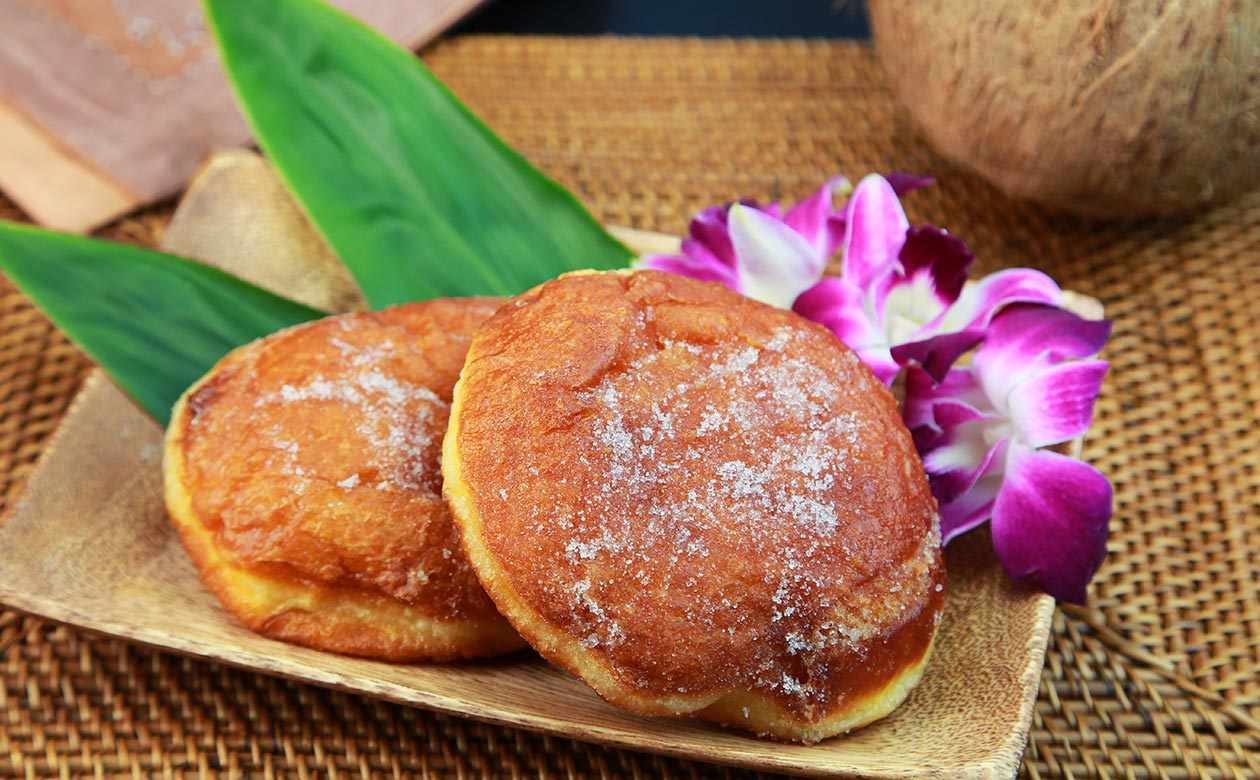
<box><xmin>1</xmin><ymin>36</ymin><xmax>1258</xmax><ymax>779</ymax></box>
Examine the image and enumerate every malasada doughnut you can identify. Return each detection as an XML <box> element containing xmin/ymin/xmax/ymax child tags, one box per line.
<box><xmin>443</xmin><ymin>270</ymin><xmax>944</xmax><ymax>742</ymax></box>
<box><xmin>163</xmin><ymin>299</ymin><xmax>524</xmax><ymax>662</ymax></box>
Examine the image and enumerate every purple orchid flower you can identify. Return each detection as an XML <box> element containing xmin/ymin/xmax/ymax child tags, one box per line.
<box><xmin>638</xmin><ymin>177</ymin><xmax>850</xmax><ymax>309</ymax></box>
<box><xmin>884</xmin><ymin>171</ymin><xmax>936</xmax><ymax>196</ymax></box>
<box><xmin>637</xmin><ymin>172</ymin><xmax>941</xmax><ymax>315</ymax></box>
<box><xmin>794</xmin><ymin>174</ymin><xmax>1063</xmax><ymax>385</ymax></box>
<box><xmin>637</xmin><ymin>173</ymin><xmax>1115</xmax><ymax>602</ymax></box>
<box><xmin>903</xmin><ymin>305</ymin><xmax>1113</xmax><ymax>604</ymax></box>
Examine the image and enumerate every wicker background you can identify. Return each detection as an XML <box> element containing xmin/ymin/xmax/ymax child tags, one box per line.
<box><xmin>2</xmin><ymin>36</ymin><xmax>1258</xmax><ymax>779</ymax></box>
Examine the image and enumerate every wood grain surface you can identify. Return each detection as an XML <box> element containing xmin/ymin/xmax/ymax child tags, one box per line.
<box><xmin>0</xmin><ymin>150</ymin><xmax>1061</xmax><ymax>779</ymax></box>
<box><xmin>0</xmin><ymin>0</ymin><xmax>486</xmax><ymax>231</ymax></box>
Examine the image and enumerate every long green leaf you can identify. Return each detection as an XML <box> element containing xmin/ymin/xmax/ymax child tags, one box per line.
<box><xmin>0</xmin><ymin>222</ymin><xmax>323</xmax><ymax>425</ymax></box>
<box><xmin>204</xmin><ymin>0</ymin><xmax>633</xmax><ymax>308</ymax></box>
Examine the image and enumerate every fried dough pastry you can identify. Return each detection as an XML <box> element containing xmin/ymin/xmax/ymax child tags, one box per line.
<box><xmin>443</xmin><ymin>270</ymin><xmax>944</xmax><ymax>742</ymax></box>
<box><xmin>164</xmin><ymin>299</ymin><xmax>524</xmax><ymax>662</ymax></box>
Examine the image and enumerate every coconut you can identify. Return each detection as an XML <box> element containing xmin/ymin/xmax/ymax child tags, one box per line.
<box><xmin>868</xmin><ymin>0</ymin><xmax>1260</xmax><ymax>218</ymax></box>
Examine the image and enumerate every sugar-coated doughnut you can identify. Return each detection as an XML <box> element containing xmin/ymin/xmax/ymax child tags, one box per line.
<box><xmin>164</xmin><ymin>299</ymin><xmax>524</xmax><ymax>662</ymax></box>
<box><xmin>443</xmin><ymin>270</ymin><xmax>944</xmax><ymax>742</ymax></box>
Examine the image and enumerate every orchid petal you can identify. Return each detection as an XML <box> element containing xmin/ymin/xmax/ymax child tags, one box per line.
<box><xmin>981</xmin><ymin>304</ymin><xmax>1112</xmax><ymax>365</ymax></box>
<box><xmin>872</xmin><ymin>226</ymin><xmax>972</xmax><ymax>347</ymax></box>
<box><xmin>728</xmin><ymin>203</ymin><xmax>825</xmax><ymax>309</ymax></box>
<box><xmin>825</xmin><ymin>214</ymin><xmax>847</xmax><ymax>254</ymax></box>
<box><xmin>793</xmin><ymin>276</ymin><xmax>901</xmax><ymax>383</ymax></box>
<box><xmin>884</xmin><ymin>172</ymin><xmax>936</xmax><ymax>197</ymax></box>
<box><xmin>679</xmin><ymin>237</ymin><xmax>726</xmax><ymax>267</ymax></box>
<box><xmin>784</xmin><ymin>176</ymin><xmax>850</xmax><ymax>257</ymax></box>
<box><xmin>1006</xmin><ymin>359</ymin><xmax>1109</xmax><ymax>447</ymax></box>
<box><xmin>921</xmin><ymin>403</ymin><xmax>1004</xmax><ymax>503</ymax></box>
<box><xmin>688</xmin><ymin>206</ymin><xmax>737</xmax><ymax>267</ymax></box>
<box><xmin>938</xmin><ymin>268</ymin><xmax>1063</xmax><ymax>334</ymax></box>
<box><xmin>793</xmin><ymin>276</ymin><xmax>882</xmax><ymax>347</ymax></box>
<box><xmin>639</xmin><ymin>251</ymin><xmax>743</xmax><ymax>292</ymax></box>
<box><xmin>680</xmin><ymin>237</ymin><xmax>742</xmax><ymax>286</ymax></box>
<box><xmin>991</xmin><ymin>445</ymin><xmax>1112</xmax><ymax>604</ymax></box>
<box><xmin>758</xmin><ymin>201</ymin><xmax>783</xmax><ymax>220</ymax></box>
<box><xmin>856</xmin><ymin>350</ymin><xmax>902</xmax><ymax>385</ymax></box>
<box><xmin>974</xmin><ymin>305</ymin><xmax>1112</xmax><ymax>403</ymax></box>
<box><xmin>921</xmin><ymin>417</ymin><xmax>991</xmax><ymax>490</ymax></box>
<box><xmin>903</xmin><ymin>367</ymin><xmax>944</xmax><ymax>433</ymax></box>
<box><xmin>898</xmin><ymin>225</ymin><xmax>974</xmax><ymax>307</ymax></box>
<box><xmin>903</xmin><ymin>366</ymin><xmax>985</xmax><ymax>431</ymax></box>
<box><xmin>891</xmin><ymin>329</ymin><xmax>985</xmax><ymax>383</ymax></box>
<box><xmin>842</xmin><ymin>174</ymin><xmax>909</xmax><ymax>290</ymax></box>
<box><xmin>939</xmin><ymin>472</ymin><xmax>1002</xmax><ymax>544</ymax></box>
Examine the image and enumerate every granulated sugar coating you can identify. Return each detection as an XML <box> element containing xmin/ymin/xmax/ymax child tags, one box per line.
<box><xmin>164</xmin><ymin>299</ymin><xmax>525</xmax><ymax>662</ymax></box>
<box><xmin>444</xmin><ymin>270</ymin><xmax>945</xmax><ymax>743</ymax></box>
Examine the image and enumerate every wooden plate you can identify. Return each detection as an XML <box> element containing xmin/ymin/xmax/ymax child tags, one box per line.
<box><xmin>0</xmin><ymin>151</ymin><xmax>1060</xmax><ymax>779</ymax></box>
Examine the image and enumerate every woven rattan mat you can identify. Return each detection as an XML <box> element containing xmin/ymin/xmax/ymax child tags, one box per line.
<box><xmin>2</xmin><ymin>36</ymin><xmax>1258</xmax><ymax>779</ymax></box>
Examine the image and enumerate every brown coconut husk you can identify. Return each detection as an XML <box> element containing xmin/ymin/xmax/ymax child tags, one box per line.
<box><xmin>868</xmin><ymin>0</ymin><xmax>1260</xmax><ymax>219</ymax></box>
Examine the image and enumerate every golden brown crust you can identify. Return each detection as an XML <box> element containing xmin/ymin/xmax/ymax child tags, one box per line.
<box><xmin>163</xmin><ymin>298</ymin><xmax>525</xmax><ymax>662</ymax></box>
<box><xmin>444</xmin><ymin>270</ymin><xmax>944</xmax><ymax>741</ymax></box>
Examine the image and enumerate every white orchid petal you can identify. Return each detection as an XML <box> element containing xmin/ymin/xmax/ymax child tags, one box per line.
<box><xmin>728</xmin><ymin>203</ymin><xmax>825</xmax><ymax>309</ymax></box>
<box><xmin>922</xmin><ymin>418</ymin><xmax>995</xmax><ymax>475</ymax></box>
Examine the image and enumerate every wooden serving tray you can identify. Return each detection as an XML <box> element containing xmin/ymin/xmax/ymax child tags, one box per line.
<box><xmin>0</xmin><ymin>151</ymin><xmax>1061</xmax><ymax>779</ymax></box>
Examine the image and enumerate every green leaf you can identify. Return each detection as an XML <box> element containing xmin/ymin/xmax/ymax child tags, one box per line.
<box><xmin>0</xmin><ymin>222</ymin><xmax>323</xmax><ymax>425</ymax></box>
<box><xmin>204</xmin><ymin>0</ymin><xmax>633</xmax><ymax>308</ymax></box>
